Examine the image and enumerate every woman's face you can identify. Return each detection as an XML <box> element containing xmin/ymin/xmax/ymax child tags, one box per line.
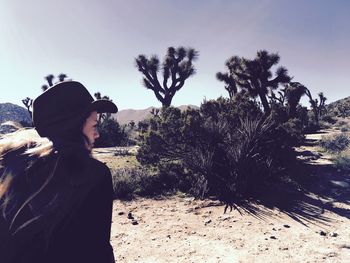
<box><xmin>82</xmin><ymin>111</ymin><xmax>99</xmax><ymax>151</ymax></box>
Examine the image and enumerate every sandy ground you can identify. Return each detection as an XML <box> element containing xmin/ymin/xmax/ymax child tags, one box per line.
<box><xmin>111</xmin><ymin>195</ymin><xmax>350</xmax><ymax>263</ymax></box>
<box><xmin>96</xmin><ymin>131</ymin><xmax>350</xmax><ymax>263</ymax></box>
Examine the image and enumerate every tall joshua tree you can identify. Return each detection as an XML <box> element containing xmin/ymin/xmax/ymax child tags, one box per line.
<box><xmin>135</xmin><ymin>46</ymin><xmax>199</xmax><ymax>107</ymax></box>
<box><xmin>217</xmin><ymin>50</ymin><xmax>291</xmax><ymax>114</ymax></box>
<box><xmin>284</xmin><ymin>82</ymin><xmax>307</xmax><ymax>118</ymax></box>
<box><xmin>305</xmin><ymin>89</ymin><xmax>327</xmax><ymax>126</ymax></box>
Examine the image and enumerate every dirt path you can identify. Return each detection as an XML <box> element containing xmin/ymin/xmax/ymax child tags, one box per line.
<box><xmin>102</xmin><ymin>131</ymin><xmax>350</xmax><ymax>262</ymax></box>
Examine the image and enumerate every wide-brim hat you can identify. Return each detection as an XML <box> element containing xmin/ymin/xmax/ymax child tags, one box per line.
<box><xmin>33</xmin><ymin>81</ymin><xmax>118</xmax><ymax>138</ymax></box>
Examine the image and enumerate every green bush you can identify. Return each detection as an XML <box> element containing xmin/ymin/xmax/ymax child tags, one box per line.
<box><xmin>95</xmin><ymin>118</ymin><xmax>128</xmax><ymax>147</ymax></box>
<box><xmin>320</xmin><ymin>133</ymin><xmax>350</xmax><ymax>153</ymax></box>
<box><xmin>137</xmin><ymin>95</ymin><xmax>299</xmax><ymax>203</ymax></box>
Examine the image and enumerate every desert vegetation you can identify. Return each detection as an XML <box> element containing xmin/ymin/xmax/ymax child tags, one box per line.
<box><xmin>16</xmin><ymin>48</ymin><xmax>348</xmax><ymax>210</ymax></box>
<box><xmin>109</xmin><ymin>48</ymin><xmax>333</xmax><ymax>208</ymax></box>
<box><xmin>319</xmin><ymin>131</ymin><xmax>350</xmax><ymax>171</ymax></box>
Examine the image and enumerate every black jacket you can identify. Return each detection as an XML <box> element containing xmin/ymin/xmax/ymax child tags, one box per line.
<box><xmin>1</xmin><ymin>147</ymin><xmax>115</xmax><ymax>263</ymax></box>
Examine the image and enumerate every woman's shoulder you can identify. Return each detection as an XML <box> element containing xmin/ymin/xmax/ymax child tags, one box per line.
<box><xmin>86</xmin><ymin>157</ymin><xmax>111</xmax><ymax>175</ymax></box>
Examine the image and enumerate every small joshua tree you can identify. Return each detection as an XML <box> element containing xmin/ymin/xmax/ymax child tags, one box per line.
<box><xmin>22</xmin><ymin>97</ymin><xmax>33</xmax><ymax>117</ymax></box>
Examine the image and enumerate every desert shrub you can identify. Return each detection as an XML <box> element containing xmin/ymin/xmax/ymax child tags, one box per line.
<box><xmin>320</xmin><ymin>133</ymin><xmax>350</xmax><ymax>153</ymax></box>
<box><xmin>333</xmin><ymin>152</ymin><xmax>350</xmax><ymax>171</ymax></box>
<box><xmin>137</xmin><ymin>95</ymin><xmax>299</xmax><ymax>203</ymax></box>
<box><xmin>337</xmin><ymin>120</ymin><xmax>347</xmax><ymax>127</ymax></box>
<box><xmin>340</xmin><ymin>126</ymin><xmax>349</xmax><ymax>132</ymax></box>
<box><xmin>319</xmin><ymin>121</ymin><xmax>331</xmax><ymax>129</ymax></box>
<box><xmin>333</xmin><ymin>104</ymin><xmax>350</xmax><ymax>118</ymax></box>
<box><xmin>112</xmin><ymin>167</ymin><xmax>163</xmax><ymax>199</ymax></box>
<box><xmin>320</xmin><ymin>114</ymin><xmax>337</xmax><ymax>124</ymax></box>
<box><xmin>112</xmin><ymin>168</ymin><xmax>139</xmax><ymax>199</ymax></box>
<box><xmin>95</xmin><ymin>118</ymin><xmax>128</xmax><ymax>147</ymax></box>
<box><xmin>112</xmin><ymin>165</ymin><xmax>186</xmax><ymax>199</ymax></box>
<box><xmin>278</xmin><ymin>118</ymin><xmax>305</xmax><ymax>146</ymax></box>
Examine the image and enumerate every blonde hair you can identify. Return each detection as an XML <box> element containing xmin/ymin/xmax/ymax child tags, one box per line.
<box><xmin>0</xmin><ymin>128</ymin><xmax>53</xmax><ymax>180</ymax></box>
<box><xmin>0</xmin><ymin>128</ymin><xmax>54</xmax><ymax>222</ymax></box>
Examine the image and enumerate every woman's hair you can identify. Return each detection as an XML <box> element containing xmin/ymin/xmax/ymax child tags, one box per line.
<box><xmin>0</xmin><ymin>112</ymin><xmax>92</xmax><ymax>237</ymax></box>
<box><xmin>0</xmin><ymin>128</ymin><xmax>53</xmax><ymax>215</ymax></box>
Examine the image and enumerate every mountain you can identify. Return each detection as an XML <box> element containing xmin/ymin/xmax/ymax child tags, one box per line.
<box><xmin>326</xmin><ymin>96</ymin><xmax>350</xmax><ymax>117</ymax></box>
<box><xmin>114</xmin><ymin>105</ymin><xmax>199</xmax><ymax>125</ymax></box>
<box><xmin>114</xmin><ymin>107</ymin><xmax>155</xmax><ymax>125</ymax></box>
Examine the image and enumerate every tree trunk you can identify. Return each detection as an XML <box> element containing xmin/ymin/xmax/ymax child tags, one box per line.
<box><xmin>258</xmin><ymin>91</ymin><xmax>271</xmax><ymax>114</ymax></box>
<box><xmin>162</xmin><ymin>95</ymin><xmax>172</xmax><ymax>108</ymax></box>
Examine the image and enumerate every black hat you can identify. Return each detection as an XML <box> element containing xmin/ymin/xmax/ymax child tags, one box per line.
<box><xmin>33</xmin><ymin>81</ymin><xmax>118</xmax><ymax>137</ymax></box>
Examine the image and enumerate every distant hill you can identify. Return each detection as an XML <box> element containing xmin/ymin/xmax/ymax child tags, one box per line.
<box><xmin>0</xmin><ymin>103</ymin><xmax>32</xmax><ymax>134</ymax></box>
<box><xmin>0</xmin><ymin>102</ymin><xmax>200</xmax><ymax>128</ymax></box>
<box><xmin>114</xmin><ymin>105</ymin><xmax>199</xmax><ymax>125</ymax></box>
<box><xmin>326</xmin><ymin>96</ymin><xmax>350</xmax><ymax>117</ymax></box>
<box><xmin>0</xmin><ymin>103</ymin><xmax>31</xmax><ymax>125</ymax></box>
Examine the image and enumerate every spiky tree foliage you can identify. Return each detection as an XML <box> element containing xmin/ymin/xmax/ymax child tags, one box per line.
<box><xmin>41</xmin><ymin>85</ymin><xmax>49</xmax><ymax>92</ymax></box>
<box><xmin>218</xmin><ymin>50</ymin><xmax>291</xmax><ymax>114</ymax></box>
<box><xmin>58</xmin><ymin>73</ymin><xmax>67</xmax><ymax>82</ymax></box>
<box><xmin>135</xmin><ymin>46</ymin><xmax>199</xmax><ymax>107</ymax></box>
<box><xmin>216</xmin><ymin>71</ymin><xmax>238</xmax><ymax>99</ymax></box>
<box><xmin>41</xmin><ymin>73</ymin><xmax>69</xmax><ymax>91</ymax></box>
<box><xmin>45</xmin><ymin>74</ymin><xmax>55</xmax><ymax>87</ymax></box>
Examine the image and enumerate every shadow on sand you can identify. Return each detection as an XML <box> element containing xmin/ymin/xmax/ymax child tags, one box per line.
<box><xmin>227</xmin><ymin>160</ymin><xmax>350</xmax><ymax>227</ymax></box>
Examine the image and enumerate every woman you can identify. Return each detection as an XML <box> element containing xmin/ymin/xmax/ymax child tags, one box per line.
<box><xmin>0</xmin><ymin>81</ymin><xmax>118</xmax><ymax>262</ymax></box>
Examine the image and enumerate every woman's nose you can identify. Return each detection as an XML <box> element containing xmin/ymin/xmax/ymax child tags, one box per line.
<box><xmin>94</xmin><ymin>130</ymin><xmax>100</xmax><ymax>139</ymax></box>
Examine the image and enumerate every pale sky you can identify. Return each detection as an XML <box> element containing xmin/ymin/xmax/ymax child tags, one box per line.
<box><xmin>0</xmin><ymin>0</ymin><xmax>349</xmax><ymax>110</ymax></box>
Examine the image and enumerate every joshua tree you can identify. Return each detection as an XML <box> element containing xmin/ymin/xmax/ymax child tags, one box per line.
<box><xmin>22</xmin><ymin>73</ymin><xmax>70</xmax><ymax>119</ymax></box>
<box><xmin>218</xmin><ymin>50</ymin><xmax>291</xmax><ymax>114</ymax></box>
<box><xmin>135</xmin><ymin>46</ymin><xmax>199</xmax><ymax>107</ymax></box>
<box><xmin>150</xmin><ymin>108</ymin><xmax>160</xmax><ymax>117</ymax></box>
<box><xmin>305</xmin><ymin>89</ymin><xmax>327</xmax><ymax>126</ymax></box>
<box><xmin>283</xmin><ymin>82</ymin><xmax>307</xmax><ymax>118</ymax></box>
<box><xmin>22</xmin><ymin>97</ymin><xmax>33</xmax><ymax>116</ymax></box>
<box><xmin>94</xmin><ymin>92</ymin><xmax>113</xmax><ymax>123</ymax></box>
